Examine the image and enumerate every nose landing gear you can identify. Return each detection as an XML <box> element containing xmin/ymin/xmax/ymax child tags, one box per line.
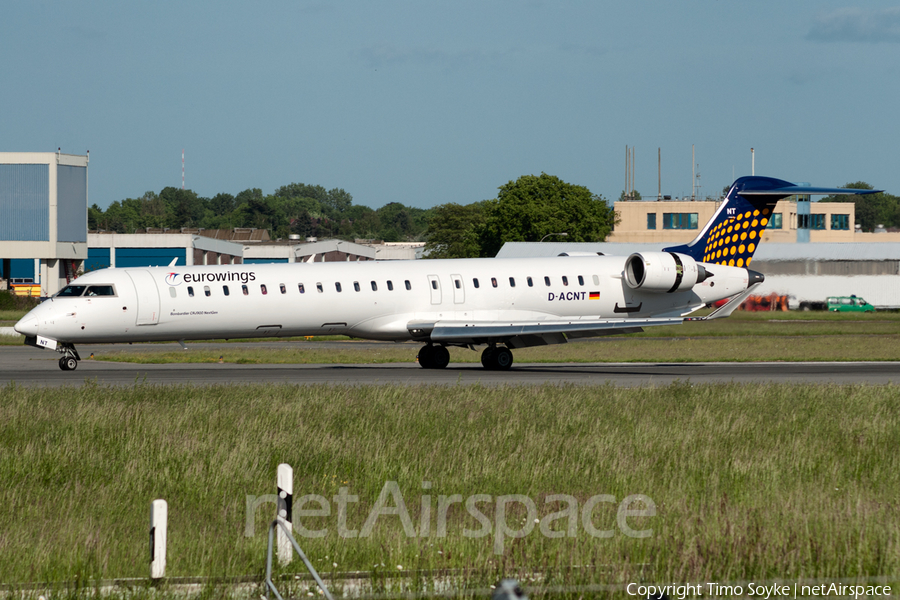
<box><xmin>56</xmin><ymin>344</ymin><xmax>81</xmax><ymax>371</ymax></box>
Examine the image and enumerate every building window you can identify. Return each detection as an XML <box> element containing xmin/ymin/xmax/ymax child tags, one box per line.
<box><xmin>662</xmin><ymin>213</ymin><xmax>699</xmax><ymax>230</ymax></box>
<box><xmin>831</xmin><ymin>214</ymin><xmax>850</xmax><ymax>230</ymax></box>
<box><xmin>647</xmin><ymin>213</ymin><xmax>657</xmax><ymax>230</ymax></box>
<box><xmin>811</xmin><ymin>214</ymin><xmax>825</xmax><ymax>230</ymax></box>
<box><xmin>797</xmin><ymin>214</ymin><xmax>824</xmax><ymax>230</ymax></box>
<box><xmin>767</xmin><ymin>213</ymin><xmax>783</xmax><ymax>229</ymax></box>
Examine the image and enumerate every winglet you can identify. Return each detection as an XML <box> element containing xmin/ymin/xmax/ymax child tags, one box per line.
<box><xmin>168</xmin><ymin>258</ymin><xmax>178</xmax><ymax>267</ymax></box>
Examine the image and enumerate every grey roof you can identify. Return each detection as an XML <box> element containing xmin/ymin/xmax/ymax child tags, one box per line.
<box><xmin>496</xmin><ymin>242</ymin><xmax>900</xmax><ymax>261</ymax></box>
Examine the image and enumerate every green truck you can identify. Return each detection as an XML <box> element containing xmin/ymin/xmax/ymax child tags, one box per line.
<box><xmin>826</xmin><ymin>296</ymin><xmax>875</xmax><ymax>312</ymax></box>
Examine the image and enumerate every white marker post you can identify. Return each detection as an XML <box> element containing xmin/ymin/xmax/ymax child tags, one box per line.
<box><xmin>277</xmin><ymin>463</ymin><xmax>293</xmax><ymax>565</ymax></box>
<box><xmin>150</xmin><ymin>499</ymin><xmax>167</xmax><ymax>579</ymax></box>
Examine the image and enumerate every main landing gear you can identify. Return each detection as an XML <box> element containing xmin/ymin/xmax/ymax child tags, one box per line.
<box><xmin>416</xmin><ymin>343</ymin><xmax>514</xmax><ymax>371</ymax></box>
<box><xmin>57</xmin><ymin>343</ymin><xmax>81</xmax><ymax>371</ymax></box>
<box><xmin>480</xmin><ymin>345</ymin><xmax>513</xmax><ymax>371</ymax></box>
<box><xmin>417</xmin><ymin>344</ymin><xmax>450</xmax><ymax>369</ymax></box>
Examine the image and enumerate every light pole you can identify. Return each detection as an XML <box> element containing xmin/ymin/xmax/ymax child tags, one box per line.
<box><xmin>540</xmin><ymin>232</ymin><xmax>568</xmax><ymax>242</ymax></box>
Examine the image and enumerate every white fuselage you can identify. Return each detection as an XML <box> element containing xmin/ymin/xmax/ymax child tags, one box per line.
<box><xmin>15</xmin><ymin>255</ymin><xmax>751</xmax><ymax>345</ymax></box>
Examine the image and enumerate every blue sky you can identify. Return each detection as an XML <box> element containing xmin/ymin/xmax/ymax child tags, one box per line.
<box><xmin>2</xmin><ymin>2</ymin><xmax>898</xmax><ymax>209</ymax></box>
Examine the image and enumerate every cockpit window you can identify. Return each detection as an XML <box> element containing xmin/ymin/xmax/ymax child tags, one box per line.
<box><xmin>86</xmin><ymin>285</ymin><xmax>116</xmax><ymax>297</ymax></box>
<box><xmin>57</xmin><ymin>285</ymin><xmax>87</xmax><ymax>297</ymax></box>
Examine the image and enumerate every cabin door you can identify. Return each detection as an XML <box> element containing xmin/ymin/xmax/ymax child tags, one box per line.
<box><xmin>427</xmin><ymin>275</ymin><xmax>442</xmax><ymax>305</ymax></box>
<box><xmin>450</xmin><ymin>274</ymin><xmax>465</xmax><ymax>304</ymax></box>
<box><xmin>126</xmin><ymin>270</ymin><xmax>160</xmax><ymax>325</ymax></box>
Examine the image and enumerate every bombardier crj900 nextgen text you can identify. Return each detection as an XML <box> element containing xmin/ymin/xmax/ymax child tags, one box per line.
<box><xmin>15</xmin><ymin>177</ymin><xmax>877</xmax><ymax>371</ymax></box>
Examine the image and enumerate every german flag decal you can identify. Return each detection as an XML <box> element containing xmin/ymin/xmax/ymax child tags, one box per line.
<box><xmin>589</xmin><ymin>291</ymin><xmax>600</xmax><ymax>300</ymax></box>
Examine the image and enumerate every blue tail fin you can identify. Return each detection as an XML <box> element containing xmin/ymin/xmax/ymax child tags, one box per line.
<box><xmin>664</xmin><ymin>176</ymin><xmax>878</xmax><ymax>267</ymax></box>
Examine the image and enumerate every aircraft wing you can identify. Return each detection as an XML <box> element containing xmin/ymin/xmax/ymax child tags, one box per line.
<box><xmin>407</xmin><ymin>317</ymin><xmax>685</xmax><ymax>348</ymax></box>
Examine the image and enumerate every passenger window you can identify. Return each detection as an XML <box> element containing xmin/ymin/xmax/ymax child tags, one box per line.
<box><xmin>188</xmin><ymin>286</ymin><xmax>195</xmax><ymax>297</ymax></box>
<box><xmin>405</xmin><ymin>280</ymin><xmax>411</xmax><ymax>290</ymax></box>
<box><xmin>280</xmin><ymin>283</ymin><xmax>286</xmax><ymax>294</ymax></box>
<box><xmin>473</xmin><ymin>278</ymin><xmax>480</xmax><ymax>288</ymax></box>
<box><xmin>578</xmin><ymin>275</ymin><xmax>584</xmax><ymax>286</ymax></box>
<box><xmin>371</xmin><ymin>281</ymin><xmax>377</xmax><ymax>291</ymax></box>
<box><xmin>544</xmin><ymin>276</ymin><xmax>551</xmax><ymax>287</ymax></box>
<box><xmin>335</xmin><ymin>282</ymin><xmax>342</xmax><ymax>292</ymax></box>
<box><xmin>204</xmin><ymin>285</ymin><xmax>211</xmax><ymax>297</ymax></box>
<box><xmin>242</xmin><ymin>285</ymin><xmax>249</xmax><ymax>296</ymax></box>
<box><xmin>223</xmin><ymin>285</ymin><xmax>230</xmax><ymax>296</ymax></box>
<box><xmin>169</xmin><ymin>287</ymin><xmax>177</xmax><ymax>298</ymax></box>
<box><xmin>354</xmin><ymin>282</ymin><xmax>361</xmax><ymax>292</ymax></box>
<box><xmin>562</xmin><ymin>276</ymin><xmax>568</xmax><ymax>286</ymax></box>
<box><xmin>317</xmin><ymin>283</ymin><xmax>323</xmax><ymax>293</ymax></box>
<box><xmin>454</xmin><ymin>279</ymin><xmax>461</xmax><ymax>289</ymax></box>
<box><xmin>431</xmin><ymin>280</ymin><xmax>438</xmax><ymax>290</ymax></box>
<box><xmin>527</xmin><ymin>277</ymin><xmax>533</xmax><ymax>287</ymax></box>
<box><xmin>509</xmin><ymin>277</ymin><xmax>516</xmax><ymax>287</ymax></box>
<box><xmin>299</xmin><ymin>283</ymin><xmax>305</xmax><ymax>294</ymax></box>
<box><xmin>491</xmin><ymin>278</ymin><xmax>498</xmax><ymax>288</ymax></box>
<box><xmin>593</xmin><ymin>275</ymin><xmax>600</xmax><ymax>285</ymax></box>
<box><xmin>387</xmin><ymin>280</ymin><xmax>393</xmax><ymax>291</ymax></box>
<box><xmin>261</xmin><ymin>284</ymin><xmax>268</xmax><ymax>295</ymax></box>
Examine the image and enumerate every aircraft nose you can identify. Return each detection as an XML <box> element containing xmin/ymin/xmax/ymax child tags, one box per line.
<box><xmin>14</xmin><ymin>316</ymin><xmax>38</xmax><ymax>337</ymax></box>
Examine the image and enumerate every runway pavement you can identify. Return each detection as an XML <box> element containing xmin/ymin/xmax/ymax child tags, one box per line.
<box><xmin>1</xmin><ymin>343</ymin><xmax>898</xmax><ymax>387</ymax></box>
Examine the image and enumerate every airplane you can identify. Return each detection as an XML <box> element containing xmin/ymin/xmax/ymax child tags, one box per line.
<box><xmin>14</xmin><ymin>176</ymin><xmax>877</xmax><ymax>371</ymax></box>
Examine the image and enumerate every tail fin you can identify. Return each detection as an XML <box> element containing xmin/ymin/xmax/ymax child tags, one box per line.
<box><xmin>664</xmin><ymin>176</ymin><xmax>879</xmax><ymax>267</ymax></box>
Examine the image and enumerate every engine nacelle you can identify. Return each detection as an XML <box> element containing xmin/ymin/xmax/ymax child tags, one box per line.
<box><xmin>624</xmin><ymin>252</ymin><xmax>709</xmax><ymax>293</ymax></box>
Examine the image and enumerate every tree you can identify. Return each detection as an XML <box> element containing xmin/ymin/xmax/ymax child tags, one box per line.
<box><xmin>424</xmin><ymin>202</ymin><xmax>485</xmax><ymax>258</ymax></box>
<box><xmin>478</xmin><ymin>173</ymin><xmax>617</xmax><ymax>257</ymax></box>
<box><xmin>618</xmin><ymin>189</ymin><xmax>642</xmax><ymax>202</ymax></box>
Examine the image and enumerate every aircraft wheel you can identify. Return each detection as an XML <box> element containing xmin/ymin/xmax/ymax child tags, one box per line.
<box><xmin>494</xmin><ymin>347</ymin><xmax>514</xmax><ymax>371</ymax></box>
<box><xmin>59</xmin><ymin>357</ymin><xmax>77</xmax><ymax>371</ymax></box>
<box><xmin>417</xmin><ymin>345</ymin><xmax>434</xmax><ymax>369</ymax></box>
<box><xmin>431</xmin><ymin>345</ymin><xmax>450</xmax><ymax>369</ymax></box>
<box><xmin>481</xmin><ymin>347</ymin><xmax>496</xmax><ymax>369</ymax></box>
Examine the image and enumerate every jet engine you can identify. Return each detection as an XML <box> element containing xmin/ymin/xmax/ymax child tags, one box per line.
<box><xmin>624</xmin><ymin>252</ymin><xmax>710</xmax><ymax>293</ymax></box>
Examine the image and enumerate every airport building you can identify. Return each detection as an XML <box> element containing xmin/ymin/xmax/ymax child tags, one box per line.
<box><xmin>607</xmin><ymin>197</ymin><xmax>898</xmax><ymax>244</ymax></box>
<box><xmin>0</xmin><ymin>152</ymin><xmax>89</xmax><ymax>297</ymax></box>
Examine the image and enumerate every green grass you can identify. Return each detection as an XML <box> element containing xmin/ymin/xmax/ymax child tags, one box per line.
<box><xmin>1</xmin><ymin>382</ymin><xmax>898</xmax><ymax>592</ymax></box>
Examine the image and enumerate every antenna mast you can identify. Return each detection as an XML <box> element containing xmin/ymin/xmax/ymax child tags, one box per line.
<box><xmin>182</xmin><ymin>149</ymin><xmax>185</xmax><ymax>190</ymax></box>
